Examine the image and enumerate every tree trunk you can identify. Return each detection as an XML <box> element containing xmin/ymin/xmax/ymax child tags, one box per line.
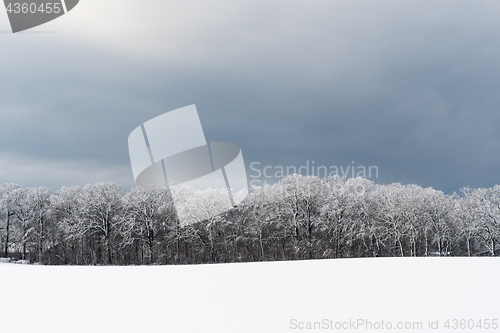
<box><xmin>424</xmin><ymin>232</ymin><xmax>429</xmax><ymax>257</ymax></box>
<box><xmin>398</xmin><ymin>238</ymin><xmax>404</xmax><ymax>257</ymax></box>
<box><xmin>106</xmin><ymin>236</ymin><xmax>113</xmax><ymax>265</ymax></box>
<box><xmin>38</xmin><ymin>239</ymin><xmax>43</xmax><ymax>263</ymax></box>
<box><xmin>259</xmin><ymin>230</ymin><xmax>264</xmax><ymax>260</ymax></box>
<box><xmin>3</xmin><ymin>214</ymin><xmax>10</xmax><ymax>257</ymax></box>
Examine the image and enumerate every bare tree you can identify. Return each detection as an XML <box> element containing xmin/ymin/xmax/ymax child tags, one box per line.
<box><xmin>121</xmin><ymin>185</ymin><xmax>174</xmax><ymax>264</ymax></box>
<box><xmin>0</xmin><ymin>183</ymin><xmax>20</xmax><ymax>257</ymax></box>
<box><xmin>77</xmin><ymin>182</ymin><xmax>124</xmax><ymax>265</ymax></box>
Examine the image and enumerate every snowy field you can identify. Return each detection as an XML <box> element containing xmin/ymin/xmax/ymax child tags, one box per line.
<box><xmin>0</xmin><ymin>258</ymin><xmax>498</xmax><ymax>333</ymax></box>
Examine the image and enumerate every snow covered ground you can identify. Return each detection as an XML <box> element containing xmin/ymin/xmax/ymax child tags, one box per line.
<box><xmin>0</xmin><ymin>258</ymin><xmax>498</xmax><ymax>333</ymax></box>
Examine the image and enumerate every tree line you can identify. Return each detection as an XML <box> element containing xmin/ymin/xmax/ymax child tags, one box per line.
<box><xmin>0</xmin><ymin>175</ymin><xmax>499</xmax><ymax>265</ymax></box>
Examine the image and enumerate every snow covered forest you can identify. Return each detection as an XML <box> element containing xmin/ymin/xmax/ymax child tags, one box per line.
<box><xmin>0</xmin><ymin>175</ymin><xmax>499</xmax><ymax>265</ymax></box>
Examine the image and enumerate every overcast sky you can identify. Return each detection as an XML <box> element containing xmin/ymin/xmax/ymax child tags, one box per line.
<box><xmin>0</xmin><ymin>0</ymin><xmax>499</xmax><ymax>193</ymax></box>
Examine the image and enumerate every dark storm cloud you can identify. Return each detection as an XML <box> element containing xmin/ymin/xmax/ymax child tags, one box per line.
<box><xmin>0</xmin><ymin>0</ymin><xmax>499</xmax><ymax>193</ymax></box>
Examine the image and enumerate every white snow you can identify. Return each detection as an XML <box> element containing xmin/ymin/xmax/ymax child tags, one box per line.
<box><xmin>0</xmin><ymin>258</ymin><xmax>498</xmax><ymax>332</ymax></box>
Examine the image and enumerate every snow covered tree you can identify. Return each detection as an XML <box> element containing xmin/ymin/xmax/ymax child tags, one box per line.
<box><xmin>76</xmin><ymin>182</ymin><xmax>124</xmax><ymax>265</ymax></box>
<box><xmin>321</xmin><ymin>176</ymin><xmax>373</xmax><ymax>258</ymax></box>
<box><xmin>0</xmin><ymin>183</ymin><xmax>20</xmax><ymax>257</ymax></box>
<box><xmin>25</xmin><ymin>187</ymin><xmax>53</xmax><ymax>263</ymax></box>
<box><xmin>465</xmin><ymin>186</ymin><xmax>500</xmax><ymax>256</ymax></box>
<box><xmin>1</xmin><ymin>176</ymin><xmax>499</xmax><ymax>264</ymax></box>
<box><xmin>452</xmin><ymin>189</ymin><xmax>481</xmax><ymax>256</ymax></box>
<box><xmin>261</xmin><ymin>175</ymin><xmax>326</xmax><ymax>259</ymax></box>
<box><xmin>421</xmin><ymin>188</ymin><xmax>455</xmax><ymax>256</ymax></box>
<box><xmin>370</xmin><ymin>183</ymin><xmax>418</xmax><ymax>257</ymax></box>
<box><xmin>7</xmin><ymin>187</ymin><xmax>53</xmax><ymax>262</ymax></box>
<box><xmin>51</xmin><ymin>186</ymin><xmax>84</xmax><ymax>264</ymax></box>
<box><xmin>121</xmin><ymin>185</ymin><xmax>175</xmax><ymax>264</ymax></box>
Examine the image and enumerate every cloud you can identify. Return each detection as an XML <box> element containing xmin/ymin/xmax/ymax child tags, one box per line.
<box><xmin>1</xmin><ymin>0</ymin><xmax>500</xmax><ymax>193</ymax></box>
<box><xmin>0</xmin><ymin>153</ymin><xmax>134</xmax><ymax>190</ymax></box>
